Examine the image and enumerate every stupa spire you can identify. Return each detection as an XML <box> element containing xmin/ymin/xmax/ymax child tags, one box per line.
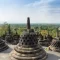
<box><xmin>7</xmin><ymin>24</ymin><xmax>11</xmax><ymax>34</ymax></box>
<box><xmin>27</xmin><ymin>17</ymin><xmax>31</xmax><ymax>29</ymax></box>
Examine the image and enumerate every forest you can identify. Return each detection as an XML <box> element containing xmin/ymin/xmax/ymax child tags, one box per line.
<box><xmin>0</xmin><ymin>23</ymin><xmax>60</xmax><ymax>38</ymax></box>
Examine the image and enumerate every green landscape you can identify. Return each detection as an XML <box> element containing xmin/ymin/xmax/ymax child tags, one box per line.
<box><xmin>0</xmin><ymin>23</ymin><xmax>60</xmax><ymax>38</ymax></box>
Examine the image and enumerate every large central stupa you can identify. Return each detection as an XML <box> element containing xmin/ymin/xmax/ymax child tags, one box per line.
<box><xmin>10</xmin><ymin>17</ymin><xmax>47</xmax><ymax>60</ymax></box>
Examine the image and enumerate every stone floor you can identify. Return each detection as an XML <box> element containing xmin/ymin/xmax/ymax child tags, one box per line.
<box><xmin>0</xmin><ymin>45</ymin><xmax>60</xmax><ymax>60</ymax></box>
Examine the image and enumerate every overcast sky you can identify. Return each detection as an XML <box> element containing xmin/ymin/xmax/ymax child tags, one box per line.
<box><xmin>0</xmin><ymin>0</ymin><xmax>60</xmax><ymax>23</ymax></box>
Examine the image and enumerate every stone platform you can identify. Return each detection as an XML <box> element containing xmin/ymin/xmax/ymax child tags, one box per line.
<box><xmin>0</xmin><ymin>45</ymin><xmax>60</xmax><ymax>60</ymax></box>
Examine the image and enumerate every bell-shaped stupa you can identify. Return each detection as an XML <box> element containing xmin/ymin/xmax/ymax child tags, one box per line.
<box><xmin>0</xmin><ymin>37</ymin><xmax>8</xmax><ymax>52</ymax></box>
<box><xmin>49</xmin><ymin>39</ymin><xmax>60</xmax><ymax>52</ymax></box>
<box><xmin>49</xmin><ymin>27</ymin><xmax>60</xmax><ymax>52</ymax></box>
<box><xmin>12</xmin><ymin>30</ymin><xmax>20</xmax><ymax>45</ymax></box>
<box><xmin>10</xmin><ymin>17</ymin><xmax>47</xmax><ymax>60</ymax></box>
<box><xmin>5</xmin><ymin>24</ymin><xmax>13</xmax><ymax>44</ymax></box>
<box><xmin>39</xmin><ymin>31</ymin><xmax>53</xmax><ymax>46</ymax></box>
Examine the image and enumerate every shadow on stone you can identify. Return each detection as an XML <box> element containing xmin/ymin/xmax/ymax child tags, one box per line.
<box><xmin>1</xmin><ymin>47</ymin><xmax>12</xmax><ymax>53</ymax></box>
<box><xmin>47</xmin><ymin>53</ymin><xmax>60</xmax><ymax>60</ymax></box>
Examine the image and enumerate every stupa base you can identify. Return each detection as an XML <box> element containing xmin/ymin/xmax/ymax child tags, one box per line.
<box><xmin>49</xmin><ymin>46</ymin><xmax>60</xmax><ymax>52</ymax></box>
<box><xmin>0</xmin><ymin>45</ymin><xmax>9</xmax><ymax>52</ymax></box>
<box><xmin>10</xmin><ymin>45</ymin><xmax>47</xmax><ymax>60</ymax></box>
<box><xmin>10</xmin><ymin>55</ymin><xmax>47</xmax><ymax>60</ymax></box>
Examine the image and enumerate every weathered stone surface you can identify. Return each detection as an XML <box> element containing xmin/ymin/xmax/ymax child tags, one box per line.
<box><xmin>49</xmin><ymin>39</ymin><xmax>60</xmax><ymax>52</ymax></box>
<box><xmin>5</xmin><ymin>24</ymin><xmax>20</xmax><ymax>45</ymax></box>
<box><xmin>0</xmin><ymin>38</ymin><xmax>8</xmax><ymax>52</ymax></box>
<box><xmin>10</xmin><ymin>17</ymin><xmax>47</xmax><ymax>60</ymax></box>
<box><xmin>27</xmin><ymin>17</ymin><xmax>31</xmax><ymax>29</ymax></box>
<box><xmin>5</xmin><ymin>34</ymin><xmax>13</xmax><ymax>44</ymax></box>
<box><xmin>12</xmin><ymin>34</ymin><xmax>20</xmax><ymax>45</ymax></box>
<box><xmin>0</xmin><ymin>45</ymin><xmax>60</xmax><ymax>60</ymax></box>
<box><xmin>5</xmin><ymin>24</ymin><xmax>13</xmax><ymax>44</ymax></box>
<box><xmin>45</xmin><ymin>34</ymin><xmax>53</xmax><ymax>42</ymax></box>
<box><xmin>39</xmin><ymin>34</ymin><xmax>53</xmax><ymax>46</ymax></box>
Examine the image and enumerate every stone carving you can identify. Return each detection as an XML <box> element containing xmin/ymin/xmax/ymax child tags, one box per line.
<box><xmin>12</xmin><ymin>31</ymin><xmax>20</xmax><ymax>45</ymax></box>
<box><xmin>10</xmin><ymin>17</ymin><xmax>47</xmax><ymax>60</ymax></box>
<box><xmin>0</xmin><ymin>38</ymin><xmax>8</xmax><ymax>52</ymax></box>
<box><xmin>5</xmin><ymin>24</ymin><xmax>13</xmax><ymax>44</ymax></box>
<box><xmin>39</xmin><ymin>33</ymin><xmax>53</xmax><ymax>46</ymax></box>
<box><xmin>49</xmin><ymin>39</ymin><xmax>60</xmax><ymax>52</ymax></box>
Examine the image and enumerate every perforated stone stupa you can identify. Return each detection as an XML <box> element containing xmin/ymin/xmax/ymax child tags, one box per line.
<box><xmin>0</xmin><ymin>38</ymin><xmax>8</xmax><ymax>52</ymax></box>
<box><xmin>49</xmin><ymin>39</ymin><xmax>60</xmax><ymax>52</ymax></box>
<box><xmin>39</xmin><ymin>32</ymin><xmax>53</xmax><ymax>46</ymax></box>
<box><xmin>5</xmin><ymin>24</ymin><xmax>13</xmax><ymax>44</ymax></box>
<box><xmin>10</xmin><ymin>17</ymin><xmax>47</xmax><ymax>60</ymax></box>
<box><xmin>13</xmin><ymin>31</ymin><xmax>20</xmax><ymax>45</ymax></box>
<box><xmin>49</xmin><ymin>28</ymin><xmax>60</xmax><ymax>52</ymax></box>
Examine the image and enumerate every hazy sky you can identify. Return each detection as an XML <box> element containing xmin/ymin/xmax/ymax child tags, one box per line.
<box><xmin>0</xmin><ymin>0</ymin><xmax>60</xmax><ymax>23</ymax></box>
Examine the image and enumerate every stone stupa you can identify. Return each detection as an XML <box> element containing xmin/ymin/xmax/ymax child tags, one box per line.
<box><xmin>10</xmin><ymin>17</ymin><xmax>47</xmax><ymax>60</ymax></box>
<box><xmin>12</xmin><ymin>30</ymin><xmax>20</xmax><ymax>45</ymax></box>
<box><xmin>0</xmin><ymin>37</ymin><xmax>8</xmax><ymax>52</ymax></box>
<box><xmin>39</xmin><ymin>31</ymin><xmax>53</xmax><ymax>46</ymax></box>
<box><xmin>45</xmin><ymin>31</ymin><xmax>53</xmax><ymax>42</ymax></box>
<box><xmin>38</xmin><ymin>32</ymin><xmax>43</xmax><ymax>41</ymax></box>
<box><xmin>49</xmin><ymin>40</ymin><xmax>60</xmax><ymax>52</ymax></box>
<box><xmin>5</xmin><ymin>24</ymin><xmax>13</xmax><ymax>44</ymax></box>
<box><xmin>1</xmin><ymin>31</ymin><xmax>6</xmax><ymax>40</ymax></box>
<box><xmin>49</xmin><ymin>27</ymin><xmax>60</xmax><ymax>52</ymax></box>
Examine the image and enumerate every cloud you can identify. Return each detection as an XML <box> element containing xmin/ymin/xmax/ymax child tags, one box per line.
<box><xmin>0</xmin><ymin>0</ymin><xmax>60</xmax><ymax>23</ymax></box>
<box><xmin>24</xmin><ymin>0</ymin><xmax>60</xmax><ymax>23</ymax></box>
